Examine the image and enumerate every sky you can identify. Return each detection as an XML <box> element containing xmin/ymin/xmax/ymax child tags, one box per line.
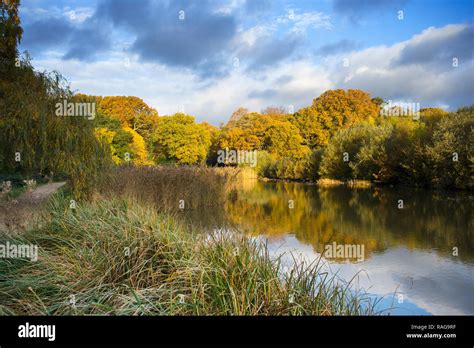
<box><xmin>18</xmin><ymin>0</ymin><xmax>474</xmax><ymax>124</ymax></box>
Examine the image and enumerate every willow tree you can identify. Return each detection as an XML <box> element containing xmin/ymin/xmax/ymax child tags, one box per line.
<box><xmin>0</xmin><ymin>1</ymin><xmax>111</xmax><ymax>198</ymax></box>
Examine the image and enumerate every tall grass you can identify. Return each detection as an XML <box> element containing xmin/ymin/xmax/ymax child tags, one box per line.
<box><xmin>0</xmin><ymin>192</ymin><xmax>378</xmax><ymax>315</ymax></box>
<box><xmin>96</xmin><ymin>165</ymin><xmax>230</xmax><ymax>213</ymax></box>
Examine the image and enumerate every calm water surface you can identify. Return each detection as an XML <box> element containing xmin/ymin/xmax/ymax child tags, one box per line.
<box><xmin>185</xmin><ymin>180</ymin><xmax>474</xmax><ymax>315</ymax></box>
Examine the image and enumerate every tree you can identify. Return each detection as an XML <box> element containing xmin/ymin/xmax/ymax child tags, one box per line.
<box><xmin>151</xmin><ymin>113</ymin><xmax>211</xmax><ymax>164</ymax></box>
<box><xmin>0</xmin><ymin>7</ymin><xmax>109</xmax><ymax>197</ymax></box>
<box><xmin>380</xmin><ymin>117</ymin><xmax>429</xmax><ymax>184</ymax></box>
<box><xmin>319</xmin><ymin>123</ymin><xmax>392</xmax><ymax>180</ymax></box>
<box><xmin>371</xmin><ymin>97</ymin><xmax>385</xmax><ymax>107</ymax></box>
<box><xmin>0</xmin><ymin>0</ymin><xmax>22</xmax><ymax>67</ymax></box>
<box><xmin>420</xmin><ymin>107</ymin><xmax>449</xmax><ymax>129</ymax></box>
<box><xmin>228</xmin><ymin>107</ymin><xmax>248</xmax><ymax>125</ymax></box>
<box><xmin>122</xmin><ymin>126</ymin><xmax>154</xmax><ymax>165</ymax></box>
<box><xmin>425</xmin><ymin>106</ymin><xmax>473</xmax><ymax>189</ymax></box>
<box><xmin>96</xmin><ymin>96</ymin><xmax>159</xmax><ymax>138</ymax></box>
<box><xmin>289</xmin><ymin>107</ymin><xmax>331</xmax><ymax>148</ymax></box>
<box><xmin>312</xmin><ymin>89</ymin><xmax>380</xmax><ymax>127</ymax></box>
<box><xmin>290</xmin><ymin>89</ymin><xmax>379</xmax><ymax>148</ymax></box>
<box><xmin>263</xmin><ymin>120</ymin><xmax>309</xmax><ymax>159</ymax></box>
<box><xmin>261</xmin><ymin>106</ymin><xmax>288</xmax><ymax>118</ymax></box>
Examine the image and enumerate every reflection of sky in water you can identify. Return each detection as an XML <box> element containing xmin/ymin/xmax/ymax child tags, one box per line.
<box><xmin>264</xmin><ymin>234</ymin><xmax>474</xmax><ymax>315</ymax></box>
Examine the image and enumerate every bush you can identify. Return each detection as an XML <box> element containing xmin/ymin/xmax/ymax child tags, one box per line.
<box><xmin>319</xmin><ymin>123</ymin><xmax>392</xmax><ymax>180</ymax></box>
<box><xmin>425</xmin><ymin>106</ymin><xmax>474</xmax><ymax>189</ymax></box>
<box><xmin>380</xmin><ymin>118</ymin><xmax>428</xmax><ymax>184</ymax></box>
<box><xmin>254</xmin><ymin>151</ymin><xmax>278</xmax><ymax>178</ymax></box>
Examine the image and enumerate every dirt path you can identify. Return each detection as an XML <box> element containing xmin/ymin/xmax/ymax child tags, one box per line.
<box><xmin>0</xmin><ymin>182</ymin><xmax>66</xmax><ymax>234</ymax></box>
<box><xmin>16</xmin><ymin>182</ymin><xmax>66</xmax><ymax>204</ymax></box>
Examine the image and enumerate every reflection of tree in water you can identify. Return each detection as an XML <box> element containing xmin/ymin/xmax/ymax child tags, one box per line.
<box><xmin>223</xmin><ymin>181</ymin><xmax>473</xmax><ymax>263</ymax></box>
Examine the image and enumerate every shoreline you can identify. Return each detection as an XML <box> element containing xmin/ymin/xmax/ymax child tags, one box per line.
<box><xmin>257</xmin><ymin>175</ymin><xmax>474</xmax><ymax>193</ymax></box>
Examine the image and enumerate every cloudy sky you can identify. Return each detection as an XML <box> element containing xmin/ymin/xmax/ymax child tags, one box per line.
<box><xmin>19</xmin><ymin>0</ymin><xmax>474</xmax><ymax>124</ymax></box>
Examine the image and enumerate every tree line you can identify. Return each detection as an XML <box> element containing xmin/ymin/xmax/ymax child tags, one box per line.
<box><xmin>81</xmin><ymin>90</ymin><xmax>473</xmax><ymax>190</ymax></box>
<box><xmin>1</xmin><ymin>0</ymin><xmax>472</xmax><ymax>193</ymax></box>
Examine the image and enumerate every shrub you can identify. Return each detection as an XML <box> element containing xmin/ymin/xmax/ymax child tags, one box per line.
<box><xmin>319</xmin><ymin>123</ymin><xmax>392</xmax><ymax>180</ymax></box>
<box><xmin>425</xmin><ymin>106</ymin><xmax>474</xmax><ymax>189</ymax></box>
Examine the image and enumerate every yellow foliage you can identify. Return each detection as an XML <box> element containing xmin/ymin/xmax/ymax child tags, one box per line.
<box><xmin>94</xmin><ymin>127</ymin><xmax>121</xmax><ymax>164</ymax></box>
<box><xmin>123</xmin><ymin>126</ymin><xmax>154</xmax><ymax>165</ymax></box>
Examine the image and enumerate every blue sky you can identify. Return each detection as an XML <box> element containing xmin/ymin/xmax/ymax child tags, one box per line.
<box><xmin>18</xmin><ymin>0</ymin><xmax>474</xmax><ymax>124</ymax></box>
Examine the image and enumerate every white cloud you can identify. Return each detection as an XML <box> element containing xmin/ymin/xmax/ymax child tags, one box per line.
<box><xmin>321</xmin><ymin>24</ymin><xmax>474</xmax><ymax>109</ymax></box>
<box><xmin>29</xmin><ymin>23</ymin><xmax>473</xmax><ymax>124</ymax></box>
<box><xmin>276</xmin><ymin>10</ymin><xmax>332</xmax><ymax>33</ymax></box>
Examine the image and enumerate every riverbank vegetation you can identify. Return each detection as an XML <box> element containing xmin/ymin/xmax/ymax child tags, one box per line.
<box><xmin>0</xmin><ymin>188</ymin><xmax>379</xmax><ymax>315</ymax></box>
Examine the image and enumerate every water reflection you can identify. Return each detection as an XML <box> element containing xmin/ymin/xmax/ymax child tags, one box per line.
<box><xmin>182</xmin><ymin>179</ymin><xmax>474</xmax><ymax>315</ymax></box>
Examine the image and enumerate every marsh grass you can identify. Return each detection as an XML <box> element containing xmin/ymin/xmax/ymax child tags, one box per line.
<box><xmin>0</xmin><ymin>192</ymin><xmax>379</xmax><ymax>315</ymax></box>
<box><xmin>96</xmin><ymin>165</ymin><xmax>230</xmax><ymax>213</ymax></box>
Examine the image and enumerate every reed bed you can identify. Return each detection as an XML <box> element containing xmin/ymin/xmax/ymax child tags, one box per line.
<box><xmin>96</xmin><ymin>165</ymin><xmax>230</xmax><ymax>213</ymax></box>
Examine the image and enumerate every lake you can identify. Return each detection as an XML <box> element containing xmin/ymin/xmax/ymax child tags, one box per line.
<box><xmin>183</xmin><ymin>179</ymin><xmax>474</xmax><ymax>315</ymax></box>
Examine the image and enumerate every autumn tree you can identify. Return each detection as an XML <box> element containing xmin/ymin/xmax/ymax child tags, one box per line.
<box><xmin>0</xmin><ymin>0</ymin><xmax>22</xmax><ymax>68</ymax></box>
<box><xmin>215</xmin><ymin>112</ymin><xmax>271</xmax><ymax>154</ymax></box>
<box><xmin>261</xmin><ymin>106</ymin><xmax>288</xmax><ymax>118</ymax></box>
<box><xmin>289</xmin><ymin>107</ymin><xmax>330</xmax><ymax>148</ymax></box>
<box><xmin>228</xmin><ymin>107</ymin><xmax>248</xmax><ymax>125</ymax></box>
<box><xmin>96</xmin><ymin>96</ymin><xmax>159</xmax><ymax>138</ymax></box>
<box><xmin>291</xmin><ymin>89</ymin><xmax>380</xmax><ymax>148</ymax></box>
<box><xmin>263</xmin><ymin>120</ymin><xmax>309</xmax><ymax>159</ymax></box>
<box><xmin>419</xmin><ymin>107</ymin><xmax>449</xmax><ymax>129</ymax></box>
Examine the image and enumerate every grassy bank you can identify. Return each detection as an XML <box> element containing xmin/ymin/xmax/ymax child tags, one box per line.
<box><xmin>0</xmin><ymin>190</ymin><xmax>377</xmax><ymax>315</ymax></box>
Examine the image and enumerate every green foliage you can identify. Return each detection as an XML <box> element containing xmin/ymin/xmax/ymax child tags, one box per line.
<box><xmin>254</xmin><ymin>151</ymin><xmax>277</xmax><ymax>178</ymax></box>
<box><xmin>0</xmin><ymin>5</ymin><xmax>111</xmax><ymax>198</ymax></box>
<box><xmin>255</xmin><ymin>151</ymin><xmax>313</xmax><ymax>181</ymax></box>
<box><xmin>273</xmin><ymin>156</ymin><xmax>310</xmax><ymax>180</ymax></box>
<box><xmin>425</xmin><ymin>106</ymin><xmax>474</xmax><ymax>189</ymax></box>
<box><xmin>319</xmin><ymin>123</ymin><xmax>393</xmax><ymax>180</ymax></box>
<box><xmin>380</xmin><ymin>118</ymin><xmax>428</xmax><ymax>184</ymax></box>
<box><xmin>318</xmin><ymin>108</ymin><xmax>473</xmax><ymax>189</ymax></box>
<box><xmin>151</xmin><ymin>113</ymin><xmax>211</xmax><ymax>164</ymax></box>
<box><xmin>306</xmin><ymin>149</ymin><xmax>324</xmax><ymax>181</ymax></box>
<box><xmin>0</xmin><ymin>56</ymin><xmax>110</xmax><ymax>198</ymax></box>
